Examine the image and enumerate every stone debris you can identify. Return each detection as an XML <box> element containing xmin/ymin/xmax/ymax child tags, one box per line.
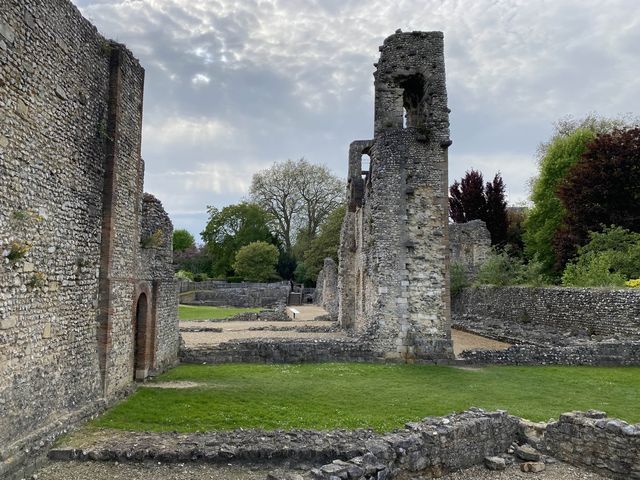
<box><xmin>521</xmin><ymin>461</ymin><xmax>547</xmax><ymax>473</ymax></box>
<box><xmin>515</xmin><ymin>444</ymin><xmax>542</xmax><ymax>462</ymax></box>
<box><xmin>484</xmin><ymin>456</ymin><xmax>507</xmax><ymax>471</ymax></box>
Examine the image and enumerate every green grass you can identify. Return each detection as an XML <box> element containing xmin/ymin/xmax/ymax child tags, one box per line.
<box><xmin>93</xmin><ymin>363</ymin><xmax>640</xmax><ymax>432</ymax></box>
<box><xmin>179</xmin><ymin>304</ymin><xmax>262</xmax><ymax>321</ymax></box>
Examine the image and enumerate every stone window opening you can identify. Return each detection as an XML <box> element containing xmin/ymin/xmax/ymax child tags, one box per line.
<box><xmin>133</xmin><ymin>292</ymin><xmax>149</xmax><ymax>381</ymax></box>
<box><xmin>399</xmin><ymin>74</ymin><xmax>426</xmax><ymax>129</ymax></box>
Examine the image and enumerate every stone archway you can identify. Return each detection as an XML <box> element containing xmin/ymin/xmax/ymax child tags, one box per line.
<box><xmin>132</xmin><ymin>287</ymin><xmax>156</xmax><ymax>380</ymax></box>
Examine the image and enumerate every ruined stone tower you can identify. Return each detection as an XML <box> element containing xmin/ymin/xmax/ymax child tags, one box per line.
<box><xmin>338</xmin><ymin>31</ymin><xmax>453</xmax><ymax>361</ymax></box>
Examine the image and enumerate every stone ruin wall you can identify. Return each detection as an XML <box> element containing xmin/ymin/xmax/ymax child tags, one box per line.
<box><xmin>0</xmin><ymin>0</ymin><xmax>177</xmax><ymax>472</ymax></box>
<box><xmin>179</xmin><ymin>280</ymin><xmax>290</xmax><ymax>308</ymax></box>
<box><xmin>338</xmin><ymin>31</ymin><xmax>453</xmax><ymax>362</ymax></box>
<box><xmin>314</xmin><ymin>257</ymin><xmax>339</xmax><ymax>318</ymax></box>
<box><xmin>449</xmin><ymin>219</ymin><xmax>491</xmax><ymax>279</ymax></box>
<box><xmin>454</xmin><ymin>286</ymin><xmax>640</xmax><ymax>338</ymax></box>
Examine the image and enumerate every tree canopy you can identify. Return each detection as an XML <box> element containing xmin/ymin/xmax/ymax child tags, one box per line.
<box><xmin>449</xmin><ymin>169</ymin><xmax>508</xmax><ymax>246</ymax></box>
<box><xmin>172</xmin><ymin>229</ymin><xmax>195</xmax><ymax>252</ymax></box>
<box><xmin>233</xmin><ymin>241</ymin><xmax>280</xmax><ymax>282</ymax></box>
<box><xmin>250</xmin><ymin>158</ymin><xmax>343</xmax><ymax>252</ymax></box>
<box><xmin>201</xmin><ymin>202</ymin><xmax>276</xmax><ymax>278</ymax></box>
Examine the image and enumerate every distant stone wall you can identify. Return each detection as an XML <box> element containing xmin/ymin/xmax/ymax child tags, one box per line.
<box><xmin>179</xmin><ymin>281</ymin><xmax>290</xmax><ymax>308</ymax></box>
<box><xmin>453</xmin><ymin>286</ymin><xmax>640</xmax><ymax>337</ymax></box>
<box><xmin>545</xmin><ymin>411</ymin><xmax>640</xmax><ymax>479</ymax></box>
<box><xmin>449</xmin><ymin>220</ymin><xmax>491</xmax><ymax>278</ymax></box>
<box><xmin>315</xmin><ymin>258</ymin><xmax>339</xmax><ymax>317</ymax></box>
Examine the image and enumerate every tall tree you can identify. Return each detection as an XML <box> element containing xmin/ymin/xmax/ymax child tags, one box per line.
<box><xmin>553</xmin><ymin>127</ymin><xmax>640</xmax><ymax>268</ymax></box>
<box><xmin>250</xmin><ymin>158</ymin><xmax>343</xmax><ymax>252</ymax></box>
<box><xmin>172</xmin><ymin>229</ymin><xmax>195</xmax><ymax>252</ymax></box>
<box><xmin>449</xmin><ymin>169</ymin><xmax>507</xmax><ymax>246</ymax></box>
<box><xmin>524</xmin><ymin>114</ymin><xmax>633</xmax><ymax>277</ymax></box>
<box><xmin>233</xmin><ymin>241</ymin><xmax>280</xmax><ymax>283</ymax></box>
<box><xmin>201</xmin><ymin>202</ymin><xmax>275</xmax><ymax>278</ymax></box>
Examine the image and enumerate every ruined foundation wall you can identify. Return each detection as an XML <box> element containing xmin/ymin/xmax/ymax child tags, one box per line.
<box><xmin>339</xmin><ymin>32</ymin><xmax>453</xmax><ymax>361</ymax></box>
<box><xmin>181</xmin><ymin>281</ymin><xmax>290</xmax><ymax>308</ymax></box>
<box><xmin>0</xmin><ymin>0</ymin><xmax>175</xmax><ymax>474</ymax></box>
<box><xmin>449</xmin><ymin>220</ymin><xmax>491</xmax><ymax>278</ymax></box>
<box><xmin>453</xmin><ymin>286</ymin><xmax>640</xmax><ymax>337</ymax></box>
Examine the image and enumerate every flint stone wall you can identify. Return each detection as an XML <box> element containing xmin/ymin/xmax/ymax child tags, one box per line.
<box><xmin>338</xmin><ymin>32</ymin><xmax>453</xmax><ymax>362</ymax></box>
<box><xmin>449</xmin><ymin>220</ymin><xmax>491</xmax><ymax>279</ymax></box>
<box><xmin>453</xmin><ymin>286</ymin><xmax>640</xmax><ymax>338</ymax></box>
<box><xmin>315</xmin><ymin>258</ymin><xmax>338</xmax><ymax>318</ymax></box>
<box><xmin>179</xmin><ymin>280</ymin><xmax>290</xmax><ymax>308</ymax></box>
<box><xmin>544</xmin><ymin>411</ymin><xmax>640</xmax><ymax>479</ymax></box>
<box><xmin>0</xmin><ymin>1</ymin><xmax>177</xmax><ymax>477</ymax></box>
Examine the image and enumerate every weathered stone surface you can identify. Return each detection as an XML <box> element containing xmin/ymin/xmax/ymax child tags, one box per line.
<box><xmin>515</xmin><ymin>444</ymin><xmax>541</xmax><ymax>462</ymax></box>
<box><xmin>520</xmin><ymin>461</ymin><xmax>546</xmax><ymax>473</ymax></box>
<box><xmin>545</xmin><ymin>411</ymin><xmax>640</xmax><ymax>479</ymax></box>
<box><xmin>0</xmin><ymin>2</ymin><xmax>177</xmax><ymax>479</ymax></box>
<box><xmin>179</xmin><ymin>280</ymin><xmax>290</xmax><ymax>308</ymax></box>
<box><xmin>338</xmin><ymin>32</ymin><xmax>453</xmax><ymax>362</ymax></box>
<box><xmin>484</xmin><ymin>456</ymin><xmax>506</xmax><ymax>470</ymax></box>
<box><xmin>450</xmin><ymin>220</ymin><xmax>491</xmax><ymax>280</ymax></box>
<box><xmin>316</xmin><ymin>258</ymin><xmax>338</xmax><ymax>318</ymax></box>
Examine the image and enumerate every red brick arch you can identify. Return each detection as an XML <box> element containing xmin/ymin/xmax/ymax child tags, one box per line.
<box><xmin>132</xmin><ymin>282</ymin><xmax>156</xmax><ymax>380</ymax></box>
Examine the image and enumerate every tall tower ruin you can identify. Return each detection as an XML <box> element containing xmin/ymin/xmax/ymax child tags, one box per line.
<box><xmin>338</xmin><ymin>31</ymin><xmax>453</xmax><ymax>362</ymax></box>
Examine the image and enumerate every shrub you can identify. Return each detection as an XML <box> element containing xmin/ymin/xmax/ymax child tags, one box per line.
<box><xmin>175</xmin><ymin>270</ymin><xmax>194</xmax><ymax>281</ymax></box>
<box><xmin>562</xmin><ymin>251</ymin><xmax>627</xmax><ymax>287</ymax></box>
<box><xmin>475</xmin><ymin>251</ymin><xmax>525</xmax><ymax>286</ymax></box>
<box><xmin>450</xmin><ymin>263</ymin><xmax>469</xmax><ymax>295</ymax></box>
<box><xmin>193</xmin><ymin>272</ymin><xmax>209</xmax><ymax>282</ymax></box>
<box><xmin>625</xmin><ymin>279</ymin><xmax>640</xmax><ymax>288</ymax></box>
<box><xmin>233</xmin><ymin>241</ymin><xmax>279</xmax><ymax>282</ymax></box>
<box><xmin>226</xmin><ymin>276</ymin><xmax>244</xmax><ymax>283</ymax></box>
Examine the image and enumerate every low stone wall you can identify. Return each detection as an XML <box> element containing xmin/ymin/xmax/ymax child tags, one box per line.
<box><xmin>179</xmin><ymin>281</ymin><xmax>290</xmax><ymax>308</ymax></box>
<box><xmin>460</xmin><ymin>341</ymin><xmax>640</xmax><ymax>366</ymax></box>
<box><xmin>453</xmin><ymin>286</ymin><xmax>640</xmax><ymax>338</ymax></box>
<box><xmin>180</xmin><ymin>339</ymin><xmax>378</xmax><ymax>364</ymax></box>
<box><xmin>544</xmin><ymin>411</ymin><xmax>640</xmax><ymax>479</ymax></box>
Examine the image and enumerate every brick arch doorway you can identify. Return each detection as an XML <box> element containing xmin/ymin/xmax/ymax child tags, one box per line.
<box><xmin>133</xmin><ymin>288</ymin><xmax>155</xmax><ymax>380</ymax></box>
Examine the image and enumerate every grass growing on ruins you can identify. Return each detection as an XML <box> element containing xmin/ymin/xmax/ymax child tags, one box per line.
<box><xmin>178</xmin><ymin>305</ymin><xmax>262</xmax><ymax>321</ymax></box>
<box><xmin>92</xmin><ymin>363</ymin><xmax>640</xmax><ymax>432</ymax></box>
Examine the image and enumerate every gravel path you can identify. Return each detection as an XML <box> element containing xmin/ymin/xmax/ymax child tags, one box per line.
<box><xmin>35</xmin><ymin>460</ymin><xmax>608</xmax><ymax>480</ymax></box>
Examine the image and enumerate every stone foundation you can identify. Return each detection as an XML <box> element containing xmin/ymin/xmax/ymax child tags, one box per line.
<box><xmin>179</xmin><ymin>281</ymin><xmax>290</xmax><ymax>308</ymax></box>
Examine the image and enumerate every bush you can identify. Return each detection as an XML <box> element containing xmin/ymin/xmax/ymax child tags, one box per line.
<box><xmin>450</xmin><ymin>263</ymin><xmax>469</xmax><ymax>295</ymax></box>
<box><xmin>562</xmin><ymin>251</ymin><xmax>627</xmax><ymax>287</ymax></box>
<box><xmin>176</xmin><ymin>270</ymin><xmax>194</xmax><ymax>281</ymax></box>
<box><xmin>475</xmin><ymin>251</ymin><xmax>525</xmax><ymax>286</ymax></box>
<box><xmin>193</xmin><ymin>273</ymin><xmax>209</xmax><ymax>282</ymax></box>
<box><xmin>233</xmin><ymin>241</ymin><xmax>280</xmax><ymax>282</ymax></box>
<box><xmin>226</xmin><ymin>276</ymin><xmax>244</xmax><ymax>283</ymax></box>
<box><xmin>626</xmin><ymin>279</ymin><xmax>640</xmax><ymax>288</ymax></box>
<box><xmin>561</xmin><ymin>226</ymin><xmax>640</xmax><ymax>287</ymax></box>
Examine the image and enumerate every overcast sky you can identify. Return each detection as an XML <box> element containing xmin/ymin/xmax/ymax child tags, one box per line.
<box><xmin>72</xmin><ymin>0</ymin><xmax>639</xmax><ymax>239</ymax></box>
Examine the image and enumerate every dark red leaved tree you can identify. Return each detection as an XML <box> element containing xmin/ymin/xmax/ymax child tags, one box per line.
<box><xmin>553</xmin><ymin>127</ymin><xmax>640</xmax><ymax>269</ymax></box>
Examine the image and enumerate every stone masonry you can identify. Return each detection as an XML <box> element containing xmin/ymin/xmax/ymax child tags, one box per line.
<box><xmin>338</xmin><ymin>31</ymin><xmax>453</xmax><ymax>362</ymax></box>
<box><xmin>0</xmin><ymin>0</ymin><xmax>178</xmax><ymax>477</ymax></box>
<box><xmin>314</xmin><ymin>258</ymin><xmax>339</xmax><ymax>318</ymax></box>
<box><xmin>449</xmin><ymin>219</ymin><xmax>491</xmax><ymax>279</ymax></box>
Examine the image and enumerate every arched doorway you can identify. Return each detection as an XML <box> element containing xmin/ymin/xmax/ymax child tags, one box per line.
<box><xmin>133</xmin><ymin>293</ymin><xmax>149</xmax><ymax>380</ymax></box>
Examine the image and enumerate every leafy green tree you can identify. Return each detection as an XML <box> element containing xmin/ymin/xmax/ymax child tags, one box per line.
<box><xmin>233</xmin><ymin>241</ymin><xmax>280</xmax><ymax>282</ymax></box>
<box><xmin>172</xmin><ymin>229</ymin><xmax>195</xmax><ymax>252</ymax></box>
<box><xmin>524</xmin><ymin>114</ymin><xmax>634</xmax><ymax>277</ymax></box>
<box><xmin>201</xmin><ymin>203</ymin><xmax>276</xmax><ymax>278</ymax></box>
<box><xmin>523</xmin><ymin>128</ymin><xmax>596</xmax><ymax>277</ymax></box>
<box><xmin>554</xmin><ymin>127</ymin><xmax>640</xmax><ymax>268</ymax></box>
<box><xmin>295</xmin><ymin>205</ymin><xmax>346</xmax><ymax>284</ymax></box>
<box><xmin>250</xmin><ymin>158</ymin><xmax>343</xmax><ymax>252</ymax></box>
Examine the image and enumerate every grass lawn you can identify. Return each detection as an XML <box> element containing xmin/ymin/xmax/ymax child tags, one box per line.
<box><xmin>179</xmin><ymin>304</ymin><xmax>262</xmax><ymax>321</ymax></box>
<box><xmin>93</xmin><ymin>363</ymin><xmax>640</xmax><ymax>432</ymax></box>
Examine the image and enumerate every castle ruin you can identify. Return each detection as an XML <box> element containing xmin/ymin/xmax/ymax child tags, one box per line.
<box><xmin>0</xmin><ymin>0</ymin><xmax>178</xmax><ymax>471</ymax></box>
<box><xmin>338</xmin><ymin>31</ymin><xmax>453</xmax><ymax>362</ymax></box>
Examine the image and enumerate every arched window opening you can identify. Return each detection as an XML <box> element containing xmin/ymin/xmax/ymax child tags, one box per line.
<box><xmin>399</xmin><ymin>74</ymin><xmax>426</xmax><ymax>129</ymax></box>
<box><xmin>133</xmin><ymin>293</ymin><xmax>148</xmax><ymax>381</ymax></box>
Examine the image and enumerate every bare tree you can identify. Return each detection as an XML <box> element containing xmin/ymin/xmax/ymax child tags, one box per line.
<box><xmin>250</xmin><ymin>158</ymin><xmax>343</xmax><ymax>253</ymax></box>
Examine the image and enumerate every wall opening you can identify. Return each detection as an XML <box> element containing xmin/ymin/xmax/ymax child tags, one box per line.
<box><xmin>361</xmin><ymin>154</ymin><xmax>370</xmax><ymax>180</ymax></box>
<box><xmin>133</xmin><ymin>293</ymin><xmax>148</xmax><ymax>381</ymax></box>
<box><xmin>399</xmin><ymin>74</ymin><xmax>426</xmax><ymax>129</ymax></box>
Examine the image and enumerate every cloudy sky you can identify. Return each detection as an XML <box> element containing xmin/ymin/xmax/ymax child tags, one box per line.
<box><xmin>72</xmin><ymin>0</ymin><xmax>639</xmax><ymax>239</ymax></box>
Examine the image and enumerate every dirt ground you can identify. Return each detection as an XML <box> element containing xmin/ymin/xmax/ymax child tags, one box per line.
<box><xmin>181</xmin><ymin>305</ymin><xmax>511</xmax><ymax>358</ymax></box>
<box><xmin>35</xmin><ymin>460</ymin><xmax>607</xmax><ymax>480</ymax></box>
